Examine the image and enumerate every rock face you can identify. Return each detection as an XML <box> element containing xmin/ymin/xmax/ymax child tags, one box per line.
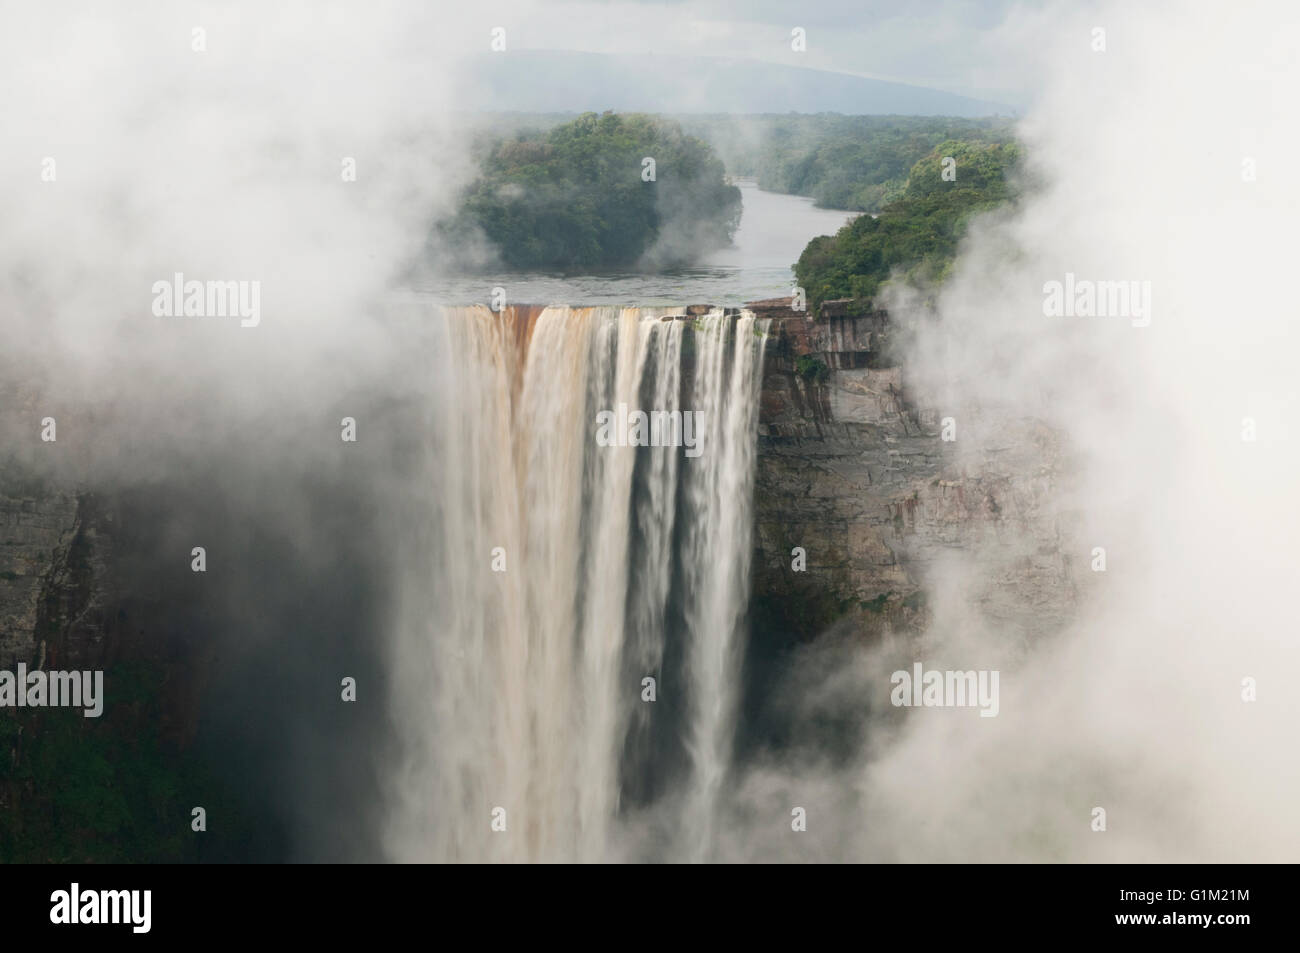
<box><xmin>0</xmin><ymin>300</ymin><xmax>1079</xmax><ymax>859</ymax></box>
<box><xmin>0</xmin><ymin>379</ymin><xmax>119</xmax><ymax>676</ymax></box>
<box><xmin>0</xmin><ymin>483</ymin><xmax>79</xmax><ymax>669</ymax></box>
<box><xmin>0</xmin><ymin>478</ymin><xmax>124</xmax><ymax>677</ymax></box>
<box><xmin>746</xmin><ymin>297</ymin><xmax>1076</xmax><ymax>643</ymax></box>
<box><xmin>2</xmin><ymin>301</ymin><xmax>1076</xmax><ymax>675</ymax></box>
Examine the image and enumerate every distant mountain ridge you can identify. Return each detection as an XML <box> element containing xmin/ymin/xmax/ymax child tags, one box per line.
<box><xmin>462</xmin><ymin>50</ymin><xmax>1013</xmax><ymax>117</ymax></box>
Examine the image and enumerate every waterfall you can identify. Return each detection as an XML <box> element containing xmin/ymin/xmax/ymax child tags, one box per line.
<box><xmin>387</xmin><ymin>305</ymin><xmax>768</xmax><ymax>862</ymax></box>
<box><xmin>679</xmin><ymin>309</ymin><xmax>766</xmax><ymax>860</ymax></box>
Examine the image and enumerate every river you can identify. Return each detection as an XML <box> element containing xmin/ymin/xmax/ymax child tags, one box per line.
<box><xmin>407</xmin><ymin>182</ymin><xmax>858</xmax><ymax>306</ymax></box>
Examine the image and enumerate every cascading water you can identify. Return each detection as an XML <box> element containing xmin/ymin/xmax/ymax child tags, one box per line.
<box><xmin>678</xmin><ymin>310</ymin><xmax>767</xmax><ymax>860</ymax></box>
<box><xmin>387</xmin><ymin>305</ymin><xmax>768</xmax><ymax>862</ymax></box>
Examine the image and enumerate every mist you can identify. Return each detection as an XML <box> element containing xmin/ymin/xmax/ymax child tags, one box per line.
<box><xmin>717</xmin><ymin>0</ymin><xmax>1300</xmax><ymax>862</ymax></box>
<box><xmin>0</xmin><ymin>0</ymin><xmax>493</xmax><ymax>859</ymax></box>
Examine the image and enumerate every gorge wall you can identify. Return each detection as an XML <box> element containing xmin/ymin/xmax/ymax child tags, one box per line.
<box><xmin>746</xmin><ymin>296</ymin><xmax>1077</xmax><ymax>646</ymax></box>
<box><xmin>0</xmin><ymin>300</ymin><xmax>1080</xmax><ymax>859</ymax></box>
<box><xmin>0</xmin><ymin>437</ymin><xmax>228</xmax><ymax>861</ymax></box>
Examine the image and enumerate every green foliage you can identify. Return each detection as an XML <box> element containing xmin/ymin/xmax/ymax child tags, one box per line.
<box><xmin>684</xmin><ymin>114</ymin><xmax>1015</xmax><ymax>211</ymax></box>
<box><xmin>0</xmin><ymin>660</ymin><xmax>252</xmax><ymax>863</ymax></box>
<box><xmin>902</xmin><ymin>139</ymin><xmax>1021</xmax><ymax>200</ymax></box>
<box><xmin>859</xmin><ymin>591</ymin><xmax>893</xmax><ymax>613</ymax></box>
<box><xmin>440</xmin><ymin>111</ymin><xmax>741</xmax><ymax>271</ymax></box>
<box><xmin>794</xmin><ymin>139</ymin><xmax>1021</xmax><ymax>315</ymax></box>
<box><xmin>795</xmin><ymin>354</ymin><xmax>830</xmax><ymax>383</ymax></box>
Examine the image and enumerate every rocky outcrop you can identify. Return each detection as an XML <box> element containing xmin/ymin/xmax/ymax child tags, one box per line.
<box><xmin>3</xmin><ymin>302</ymin><xmax>1074</xmax><ymax>670</ymax></box>
<box><xmin>0</xmin><ymin>473</ymin><xmax>125</xmax><ymax>676</ymax></box>
<box><xmin>746</xmin><ymin>297</ymin><xmax>1076</xmax><ymax>642</ymax></box>
<box><xmin>0</xmin><ymin>479</ymin><xmax>79</xmax><ymax>669</ymax></box>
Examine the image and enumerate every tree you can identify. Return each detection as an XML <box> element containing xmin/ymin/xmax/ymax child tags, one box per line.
<box><xmin>438</xmin><ymin>112</ymin><xmax>741</xmax><ymax>271</ymax></box>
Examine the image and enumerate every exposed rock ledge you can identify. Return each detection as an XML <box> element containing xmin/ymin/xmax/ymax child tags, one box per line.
<box><xmin>0</xmin><ymin>301</ymin><xmax>1077</xmax><ymax>677</ymax></box>
<box><xmin>744</xmin><ymin>296</ymin><xmax>1077</xmax><ymax>643</ymax></box>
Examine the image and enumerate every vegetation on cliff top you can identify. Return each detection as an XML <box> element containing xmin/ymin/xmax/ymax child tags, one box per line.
<box><xmin>794</xmin><ymin>138</ymin><xmax>1021</xmax><ymax>315</ymax></box>
<box><xmin>438</xmin><ymin>111</ymin><xmax>741</xmax><ymax>271</ymax></box>
<box><xmin>686</xmin><ymin>114</ymin><xmax>1015</xmax><ymax>212</ymax></box>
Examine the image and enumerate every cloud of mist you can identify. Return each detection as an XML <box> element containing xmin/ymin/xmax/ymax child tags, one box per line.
<box><xmin>0</xmin><ymin>0</ymin><xmax>491</xmax><ymax>412</ymax></box>
<box><xmin>720</xmin><ymin>0</ymin><xmax>1300</xmax><ymax>862</ymax></box>
<box><xmin>0</xmin><ymin>0</ymin><xmax>514</xmax><ymax>859</ymax></box>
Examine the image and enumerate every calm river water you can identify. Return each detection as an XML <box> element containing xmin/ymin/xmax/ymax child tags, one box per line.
<box><xmin>407</xmin><ymin>182</ymin><xmax>858</xmax><ymax>307</ymax></box>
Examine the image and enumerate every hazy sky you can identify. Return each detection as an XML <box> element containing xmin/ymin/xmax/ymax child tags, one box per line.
<box><xmin>466</xmin><ymin>0</ymin><xmax>1048</xmax><ymax>107</ymax></box>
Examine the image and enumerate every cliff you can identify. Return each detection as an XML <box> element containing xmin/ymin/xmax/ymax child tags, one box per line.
<box><xmin>2</xmin><ymin>301</ymin><xmax>1076</xmax><ymax>678</ymax></box>
<box><xmin>0</xmin><ymin>301</ymin><xmax>1077</xmax><ymax>858</ymax></box>
<box><xmin>745</xmin><ymin>296</ymin><xmax>1076</xmax><ymax>643</ymax></box>
<box><xmin>0</xmin><ymin>479</ymin><xmax>80</xmax><ymax>670</ymax></box>
<box><xmin>0</xmin><ymin>402</ymin><xmax>218</xmax><ymax>860</ymax></box>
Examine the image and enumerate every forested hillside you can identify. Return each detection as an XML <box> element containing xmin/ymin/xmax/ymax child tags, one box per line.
<box><xmin>687</xmin><ymin>114</ymin><xmax>1014</xmax><ymax>211</ymax></box>
<box><xmin>794</xmin><ymin>139</ymin><xmax>1021</xmax><ymax>313</ymax></box>
<box><xmin>438</xmin><ymin>112</ymin><xmax>741</xmax><ymax>271</ymax></box>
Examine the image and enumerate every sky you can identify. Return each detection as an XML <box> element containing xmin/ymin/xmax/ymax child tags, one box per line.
<box><xmin>457</xmin><ymin>0</ymin><xmax>1045</xmax><ymax>107</ymax></box>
